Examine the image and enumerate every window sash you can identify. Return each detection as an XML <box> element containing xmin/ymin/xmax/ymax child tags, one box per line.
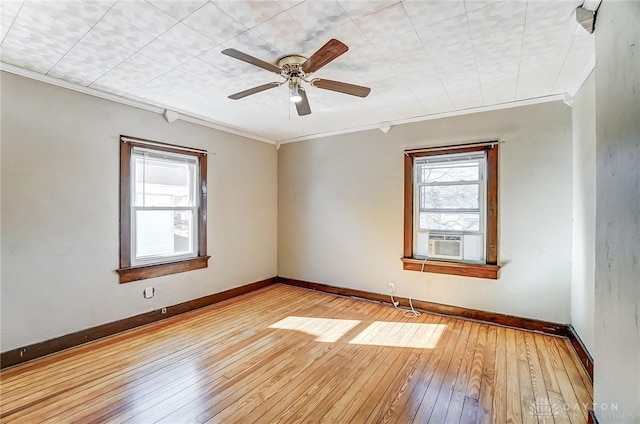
<box><xmin>130</xmin><ymin>148</ymin><xmax>200</xmax><ymax>266</ymax></box>
<box><xmin>131</xmin><ymin>207</ymin><xmax>199</xmax><ymax>266</ymax></box>
<box><xmin>413</xmin><ymin>154</ymin><xmax>487</xmax><ymax>260</ymax></box>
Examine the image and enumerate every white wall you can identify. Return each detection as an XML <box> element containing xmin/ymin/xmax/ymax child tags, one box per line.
<box><xmin>279</xmin><ymin>101</ymin><xmax>573</xmax><ymax>323</ymax></box>
<box><xmin>593</xmin><ymin>1</ymin><xmax>640</xmax><ymax>422</ymax></box>
<box><xmin>0</xmin><ymin>72</ymin><xmax>278</xmax><ymax>352</ymax></box>
<box><xmin>571</xmin><ymin>71</ymin><xmax>596</xmax><ymax>356</ymax></box>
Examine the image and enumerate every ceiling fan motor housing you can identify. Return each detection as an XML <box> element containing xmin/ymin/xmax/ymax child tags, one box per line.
<box><xmin>278</xmin><ymin>55</ymin><xmax>308</xmax><ymax>79</ymax></box>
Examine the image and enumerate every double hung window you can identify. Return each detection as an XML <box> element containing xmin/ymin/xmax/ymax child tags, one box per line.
<box><xmin>118</xmin><ymin>136</ymin><xmax>209</xmax><ymax>283</ymax></box>
<box><xmin>402</xmin><ymin>142</ymin><xmax>499</xmax><ymax>279</ymax></box>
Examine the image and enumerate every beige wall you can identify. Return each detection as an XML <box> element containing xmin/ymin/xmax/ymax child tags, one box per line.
<box><xmin>593</xmin><ymin>1</ymin><xmax>640</xmax><ymax>422</ymax></box>
<box><xmin>279</xmin><ymin>101</ymin><xmax>574</xmax><ymax>323</ymax></box>
<box><xmin>0</xmin><ymin>72</ymin><xmax>278</xmax><ymax>351</ymax></box>
<box><xmin>571</xmin><ymin>71</ymin><xmax>596</xmax><ymax>355</ymax></box>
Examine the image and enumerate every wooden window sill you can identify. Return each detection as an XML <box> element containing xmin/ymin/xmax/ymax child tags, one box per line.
<box><xmin>401</xmin><ymin>257</ymin><xmax>500</xmax><ymax>279</ymax></box>
<box><xmin>117</xmin><ymin>256</ymin><xmax>210</xmax><ymax>284</ymax></box>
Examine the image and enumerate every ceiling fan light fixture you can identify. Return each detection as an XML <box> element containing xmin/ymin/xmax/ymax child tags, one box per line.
<box><xmin>290</xmin><ymin>83</ymin><xmax>302</xmax><ymax>103</ymax></box>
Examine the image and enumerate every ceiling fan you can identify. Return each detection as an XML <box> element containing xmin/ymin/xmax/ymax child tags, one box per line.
<box><xmin>221</xmin><ymin>39</ymin><xmax>371</xmax><ymax>116</ymax></box>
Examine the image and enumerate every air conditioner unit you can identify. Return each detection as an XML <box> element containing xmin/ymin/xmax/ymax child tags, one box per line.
<box><xmin>427</xmin><ymin>234</ymin><xmax>463</xmax><ymax>260</ymax></box>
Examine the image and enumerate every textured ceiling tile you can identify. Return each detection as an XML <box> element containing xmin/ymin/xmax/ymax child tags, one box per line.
<box><xmin>0</xmin><ymin>21</ymin><xmax>73</xmax><ymax>72</ymax></box>
<box><xmin>286</xmin><ymin>0</ymin><xmax>350</xmax><ymax>35</ymax></box>
<box><xmin>109</xmin><ymin>0</ymin><xmax>176</xmax><ymax>30</ymax></box>
<box><xmin>463</xmin><ymin>0</ymin><xmax>503</xmax><ymax>13</ymax></box>
<box><xmin>313</xmin><ymin>66</ymin><xmax>365</xmax><ymax>87</ymax></box>
<box><xmin>526</xmin><ymin>0</ymin><xmax>581</xmax><ymax>22</ymax></box>
<box><xmin>272</xmin><ymin>0</ymin><xmax>305</xmax><ymax>12</ymax></box>
<box><xmin>355</xmin><ymin>3</ymin><xmax>414</xmax><ymax>44</ymax></box>
<box><xmin>516</xmin><ymin>68</ymin><xmax>558</xmax><ymax>99</ymax></box>
<box><xmin>250</xmin><ymin>10</ymin><xmax>308</xmax><ymax>51</ymax></box>
<box><xmin>48</xmin><ymin>31</ymin><xmax>134</xmax><ymax>86</ymax></box>
<box><xmin>481</xmin><ymin>78</ymin><xmax>518</xmax><ymax>104</ymax></box>
<box><xmin>12</xmin><ymin>0</ymin><xmax>113</xmax><ymax>40</ymax></box>
<box><xmin>410</xmin><ymin>77</ymin><xmax>454</xmax><ymax>113</ymax></box>
<box><xmin>369</xmin><ymin>80</ymin><xmax>427</xmax><ymax>119</ymax></box>
<box><xmin>90</xmin><ymin>52</ymin><xmax>171</xmax><ymax>95</ymax></box>
<box><xmin>403</xmin><ymin>0</ymin><xmax>466</xmax><ymax>29</ymax></box>
<box><xmin>324</xmin><ymin>21</ymin><xmax>371</xmax><ymax>49</ymax></box>
<box><xmin>90</xmin><ymin>12</ymin><xmax>159</xmax><ymax>52</ymax></box>
<box><xmin>416</xmin><ymin>14</ymin><xmax>470</xmax><ymax>49</ymax></box>
<box><xmin>145</xmin><ymin>0</ymin><xmax>208</xmax><ymax>20</ymax></box>
<box><xmin>374</xmin><ymin>30</ymin><xmax>425</xmax><ymax>62</ymax></box>
<box><xmin>428</xmin><ymin>38</ymin><xmax>476</xmax><ymax>72</ymax></box>
<box><xmin>214</xmin><ymin>1</ymin><xmax>283</xmax><ymax>29</ymax></box>
<box><xmin>199</xmin><ymin>46</ymin><xmax>266</xmax><ymax>77</ymax></box>
<box><xmin>177</xmin><ymin>57</ymin><xmax>227</xmax><ymax>85</ymax></box>
<box><xmin>0</xmin><ymin>0</ymin><xmax>22</xmax><ymax>41</ymax></box>
<box><xmin>447</xmin><ymin>88</ymin><xmax>484</xmax><ymax>109</ymax></box>
<box><xmin>467</xmin><ymin>0</ymin><xmax>527</xmax><ymax>40</ymax></box>
<box><xmin>0</xmin><ymin>42</ymin><xmax>57</xmax><ymax>73</ymax></box>
<box><xmin>219</xmin><ymin>30</ymin><xmax>282</xmax><ymax>61</ymax></box>
<box><xmin>472</xmin><ymin>25</ymin><xmax>523</xmax><ymax>58</ymax></box>
<box><xmin>138</xmin><ymin>38</ymin><xmax>193</xmax><ymax>68</ymax></box>
<box><xmin>183</xmin><ymin>2</ymin><xmax>247</xmax><ymax>44</ymax></box>
<box><xmin>337</xmin><ymin>0</ymin><xmax>397</xmax><ymax>20</ymax></box>
<box><xmin>158</xmin><ymin>22</ymin><xmax>217</xmax><ymax>57</ymax></box>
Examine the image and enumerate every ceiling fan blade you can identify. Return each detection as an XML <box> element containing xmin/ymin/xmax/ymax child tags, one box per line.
<box><xmin>221</xmin><ymin>48</ymin><xmax>281</xmax><ymax>74</ymax></box>
<box><xmin>302</xmin><ymin>39</ymin><xmax>348</xmax><ymax>74</ymax></box>
<box><xmin>295</xmin><ymin>88</ymin><xmax>311</xmax><ymax>116</ymax></box>
<box><xmin>312</xmin><ymin>79</ymin><xmax>371</xmax><ymax>98</ymax></box>
<box><xmin>228</xmin><ymin>82</ymin><xmax>280</xmax><ymax>100</ymax></box>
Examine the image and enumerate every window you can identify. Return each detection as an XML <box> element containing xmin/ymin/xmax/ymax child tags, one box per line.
<box><xmin>402</xmin><ymin>142</ymin><xmax>500</xmax><ymax>279</ymax></box>
<box><xmin>117</xmin><ymin>136</ymin><xmax>209</xmax><ymax>283</ymax></box>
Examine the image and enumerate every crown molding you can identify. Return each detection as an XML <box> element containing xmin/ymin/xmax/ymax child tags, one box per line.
<box><xmin>0</xmin><ymin>62</ymin><xmax>276</xmax><ymax>145</ymax></box>
<box><xmin>279</xmin><ymin>93</ymin><xmax>567</xmax><ymax>144</ymax></box>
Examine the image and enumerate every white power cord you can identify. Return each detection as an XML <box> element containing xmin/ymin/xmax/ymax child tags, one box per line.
<box><xmin>390</xmin><ymin>294</ymin><xmax>421</xmax><ymax>318</ymax></box>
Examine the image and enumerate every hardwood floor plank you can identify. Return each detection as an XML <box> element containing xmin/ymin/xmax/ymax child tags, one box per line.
<box><xmin>524</xmin><ymin>331</ymin><xmax>554</xmax><ymax>424</ymax></box>
<box><xmin>534</xmin><ymin>333</ymin><xmax>562</xmax><ymax>394</ymax></box>
<box><xmin>476</xmin><ymin>325</ymin><xmax>497</xmax><ymax>424</ymax></box>
<box><xmin>466</xmin><ymin>324</ymin><xmax>489</xmax><ymax>400</ymax></box>
<box><xmin>505</xmin><ymin>328</ymin><xmax>523</xmax><ymax>424</ymax></box>
<box><xmin>491</xmin><ymin>326</ymin><xmax>508</xmax><ymax>424</ymax></box>
<box><xmin>0</xmin><ymin>285</ymin><xmax>592</xmax><ymax>424</ymax></box>
<box><xmin>461</xmin><ymin>396</ymin><xmax>480</xmax><ymax>424</ymax></box>
<box><xmin>411</xmin><ymin>319</ymin><xmax>466</xmax><ymax>423</ymax></box>
<box><xmin>437</xmin><ymin>320</ymin><xmax>479</xmax><ymax>424</ymax></box>
<box><xmin>516</xmin><ymin>329</ymin><xmax>538</xmax><ymax>424</ymax></box>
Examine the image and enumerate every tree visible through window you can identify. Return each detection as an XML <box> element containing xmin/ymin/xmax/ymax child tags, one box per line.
<box><xmin>117</xmin><ymin>136</ymin><xmax>209</xmax><ymax>284</ymax></box>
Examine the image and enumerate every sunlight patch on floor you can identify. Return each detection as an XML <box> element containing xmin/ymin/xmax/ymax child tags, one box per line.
<box><xmin>349</xmin><ymin>322</ymin><xmax>447</xmax><ymax>348</ymax></box>
<box><xmin>268</xmin><ymin>316</ymin><xmax>361</xmax><ymax>342</ymax></box>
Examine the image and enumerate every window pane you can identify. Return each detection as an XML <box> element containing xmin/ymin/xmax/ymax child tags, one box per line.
<box><xmin>418</xmin><ymin>162</ymin><xmax>479</xmax><ymax>183</ymax></box>
<box><xmin>420</xmin><ymin>184</ymin><xmax>479</xmax><ymax>210</ymax></box>
<box><xmin>135</xmin><ymin>210</ymin><xmax>194</xmax><ymax>259</ymax></box>
<box><xmin>419</xmin><ymin>212</ymin><xmax>480</xmax><ymax>231</ymax></box>
<box><xmin>134</xmin><ymin>154</ymin><xmax>196</xmax><ymax>207</ymax></box>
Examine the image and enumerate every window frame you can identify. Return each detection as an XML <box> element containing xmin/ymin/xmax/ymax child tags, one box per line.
<box><xmin>402</xmin><ymin>142</ymin><xmax>500</xmax><ymax>279</ymax></box>
<box><xmin>117</xmin><ymin>136</ymin><xmax>209</xmax><ymax>284</ymax></box>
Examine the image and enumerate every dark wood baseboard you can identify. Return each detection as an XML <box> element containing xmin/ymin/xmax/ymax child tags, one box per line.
<box><xmin>278</xmin><ymin>276</ymin><xmax>594</xmax><ymax>380</ymax></box>
<box><xmin>588</xmin><ymin>410</ymin><xmax>598</xmax><ymax>424</ymax></box>
<box><xmin>0</xmin><ymin>277</ymin><xmax>276</xmax><ymax>370</ymax></box>
<box><xmin>567</xmin><ymin>325</ymin><xmax>594</xmax><ymax>380</ymax></box>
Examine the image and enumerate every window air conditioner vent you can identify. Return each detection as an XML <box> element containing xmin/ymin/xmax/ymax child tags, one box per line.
<box><xmin>427</xmin><ymin>234</ymin><xmax>463</xmax><ymax>260</ymax></box>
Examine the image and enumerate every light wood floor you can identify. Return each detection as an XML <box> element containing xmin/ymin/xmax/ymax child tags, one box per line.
<box><xmin>1</xmin><ymin>284</ymin><xmax>592</xmax><ymax>423</ymax></box>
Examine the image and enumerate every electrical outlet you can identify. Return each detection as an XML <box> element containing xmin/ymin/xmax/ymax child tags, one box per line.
<box><xmin>143</xmin><ymin>287</ymin><xmax>154</xmax><ymax>299</ymax></box>
<box><xmin>388</xmin><ymin>282</ymin><xmax>395</xmax><ymax>294</ymax></box>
